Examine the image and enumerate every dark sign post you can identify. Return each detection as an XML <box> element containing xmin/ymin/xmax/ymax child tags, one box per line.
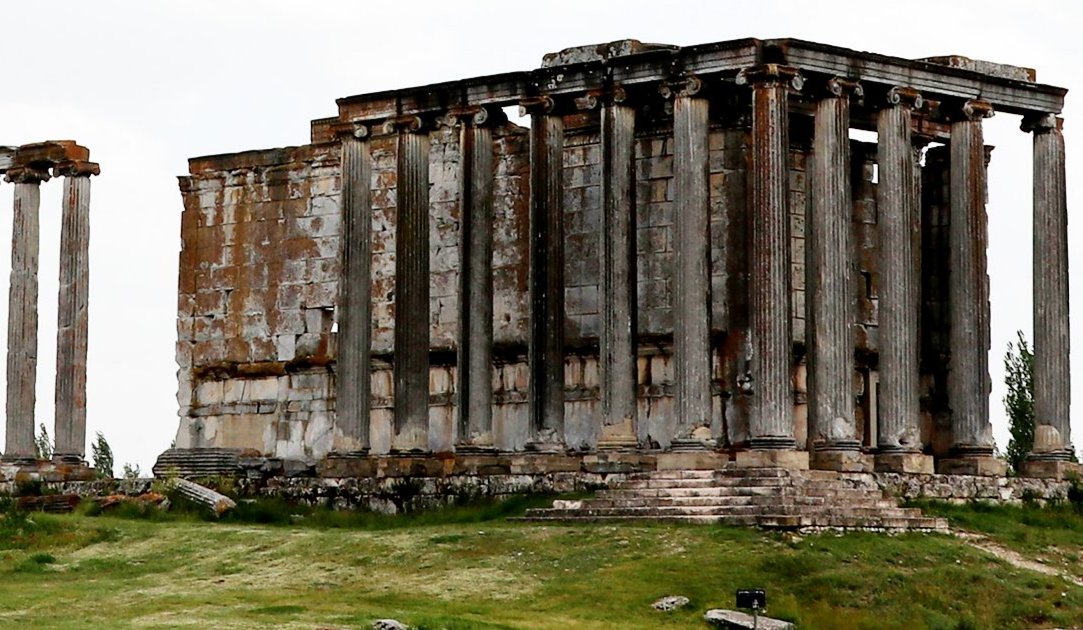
<box><xmin>736</xmin><ymin>589</ymin><xmax>766</xmax><ymax>629</ymax></box>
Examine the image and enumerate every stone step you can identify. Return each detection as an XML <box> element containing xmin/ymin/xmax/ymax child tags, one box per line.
<box><xmin>758</xmin><ymin>514</ymin><xmax>948</xmax><ymax>531</ymax></box>
<box><xmin>624</xmin><ymin>469</ymin><xmax>722</xmax><ymax>481</ymax></box>
<box><xmin>512</xmin><ymin>514</ymin><xmax>760</xmax><ymax>525</ymax></box>
<box><xmin>528</xmin><ymin>504</ymin><xmax>928</xmax><ymax>520</ymax></box>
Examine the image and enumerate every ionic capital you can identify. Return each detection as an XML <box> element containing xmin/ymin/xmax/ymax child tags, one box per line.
<box><xmin>380</xmin><ymin>115</ymin><xmax>425</xmax><ymax>135</ymax></box>
<box><xmin>4</xmin><ymin>165</ymin><xmax>50</xmax><ymax>184</ymax></box>
<box><xmin>518</xmin><ymin>95</ymin><xmax>556</xmax><ymax>117</ymax></box>
<box><xmin>658</xmin><ymin>74</ymin><xmax>703</xmax><ymax>99</ymax></box>
<box><xmin>814</xmin><ymin>76</ymin><xmax>863</xmax><ymax>102</ymax></box>
<box><xmin>882</xmin><ymin>86</ymin><xmax>924</xmax><ymax>111</ymax></box>
<box><xmin>735</xmin><ymin>64</ymin><xmax>804</xmax><ymax>91</ymax></box>
<box><xmin>946</xmin><ymin>99</ymin><xmax>995</xmax><ymax>123</ymax></box>
<box><xmin>53</xmin><ymin>160</ymin><xmax>100</xmax><ymax>178</ymax></box>
<box><xmin>439</xmin><ymin>105</ymin><xmax>508</xmax><ymax>128</ymax></box>
<box><xmin>1021</xmin><ymin>112</ymin><xmax>1063</xmax><ymax>135</ymax></box>
<box><xmin>330</xmin><ymin>120</ymin><xmax>370</xmax><ymax>140</ymax></box>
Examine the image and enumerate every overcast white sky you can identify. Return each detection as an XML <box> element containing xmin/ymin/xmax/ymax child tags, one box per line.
<box><xmin>0</xmin><ymin>0</ymin><xmax>1079</xmax><ymax>471</ymax></box>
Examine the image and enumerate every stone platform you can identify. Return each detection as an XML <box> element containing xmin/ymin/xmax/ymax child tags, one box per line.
<box><xmin>518</xmin><ymin>467</ymin><xmax>950</xmax><ymax>532</ymax></box>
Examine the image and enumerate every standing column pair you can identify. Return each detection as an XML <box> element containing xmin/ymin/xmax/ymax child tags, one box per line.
<box><xmin>3</xmin><ymin>148</ymin><xmax>97</xmax><ymax>465</ymax></box>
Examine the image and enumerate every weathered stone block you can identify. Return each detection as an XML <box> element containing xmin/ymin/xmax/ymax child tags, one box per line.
<box><xmin>734</xmin><ymin>450</ymin><xmax>810</xmax><ymax>470</ymax></box>
<box><xmin>811</xmin><ymin>450</ymin><xmax>874</xmax><ymax>472</ymax></box>
<box><xmin>1021</xmin><ymin>460</ymin><xmax>1083</xmax><ymax>480</ymax></box>
<box><xmin>937</xmin><ymin>456</ymin><xmax>1009</xmax><ymax>477</ymax></box>
<box><xmin>875</xmin><ymin>453</ymin><xmax>935</xmax><ymax>474</ymax></box>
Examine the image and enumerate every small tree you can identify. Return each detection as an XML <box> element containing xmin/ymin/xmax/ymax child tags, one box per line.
<box><xmin>91</xmin><ymin>431</ymin><xmax>114</xmax><ymax>479</ymax></box>
<box><xmin>122</xmin><ymin>463</ymin><xmax>142</xmax><ymax>479</ymax></box>
<box><xmin>35</xmin><ymin>423</ymin><xmax>52</xmax><ymax>460</ymax></box>
<box><xmin>1004</xmin><ymin>330</ymin><xmax>1035</xmax><ymax>475</ymax></box>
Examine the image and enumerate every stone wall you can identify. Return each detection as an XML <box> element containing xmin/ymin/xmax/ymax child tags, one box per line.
<box><xmin>173</xmin><ymin>119</ymin><xmax>907</xmax><ymax>458</ymax></box>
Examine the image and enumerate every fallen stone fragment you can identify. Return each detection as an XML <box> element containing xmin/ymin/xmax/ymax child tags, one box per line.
<box><xmin>170</xmin><ymin>478</ymin><xmax>236</xmax><ymax>516</ymax></box>
<box><xmin>652</xmin><ymin>595</ymin><xmax>690</xmax><ymax>611</ymax></box>
<box><xmin>705</xmin><ymin>608</ymin><xmax>794</xmax><ymax>629</ymax></box>
<box><xmin>372</xmin><ymin>620</ymin><xmax>409</xmax><ymax>630</ymax></box>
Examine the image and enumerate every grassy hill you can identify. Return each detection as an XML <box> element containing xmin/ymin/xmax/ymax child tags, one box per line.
<box><xmin>2</xmin><ymin>497</ymin><xmax>1083</xmax><ymax>629</ymax></box>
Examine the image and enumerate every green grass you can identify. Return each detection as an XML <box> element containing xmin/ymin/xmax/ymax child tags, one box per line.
<box><xmin>1</xmin><ymin>499</ymin><xmax>1082</xmax><ymax>629</ymax></box>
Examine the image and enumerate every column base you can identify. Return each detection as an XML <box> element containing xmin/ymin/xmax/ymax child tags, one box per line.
<box><xmin>810</xmin><ymin>449</ymin><xmax>873</xmax><ymax>472</ymax></box>
<box><xmin>1021</xmin><ymin>459</ymin><xmax>1082</xmax><ymax>480</ymax></box>
<box><xmin>655</xmin><ymin>451</ymin><xmax>729</xmax><ymax>470</ymax></box>
<box><xmin>733</xmin><ymin>449</ymin><xmax>809</xmax><ymax>470</ymax></box>
<box><xmin>936</xmin><ymin>456</ymin><xmax>1008</xmax><ymax>476</ymax></box>
<box><xmin>597</xmin><ymin>437</ymin><xmax>639</xmax><ymax>451</ymax></box>
<box><xmin>874</xmin><ymin>452</ymin><xmax>935</xmax><ymax>474</ymax></box>
<box><xmin>748</xmin><ymin>436</ymin><xmax>797</xmax><ymax>450</ymax></box>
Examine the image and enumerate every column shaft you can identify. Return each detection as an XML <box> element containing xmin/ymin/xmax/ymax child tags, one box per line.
<box><xmin>336</xmin><ymin>135</ymin><xmax>372</xmax><ymax>452</ymax></box>
<box><xmin>4</xmin><ymin>175</ymin><xmax>42</xmax><ymax>460</ymax></box>
<box><xmin>53</xmin><ymin>173</ymin><xmax>92</xmax><ymax>461</ymax></box>
<box><xmin>748</xmin><ymin>77</ymin><xmax>795</xmax><ymax>449</ymax></box>
<box><xmin>876</xmin><ymin>102</ymin><xmax>921</xmax><ymax>452</ymax></box>
<box><xmin>672</xmin><ymin>93</ymin><xmax>712</xmax><ymax>445</ymax></box>
<box><xmin>458</xmin><ymin>121</ymin><xmax>495</xmax><ymax>448</ymax></box>
<box><xmin>393</xmin><ymin>129</ymin><xmax>431</xmax><ymax>451</ymax></box>
<box><xmin>528</xmin><ymin>109</ymin><xmax>565</xmax><ymax>447</ymax></box>
<box><xmin>599</xmin><ymin>100</ymin><xmax>638</xmax><ymax>447</ymax></box>
<box><xmin>1030</xmin><ymin>116</ymin><xmax>1072</xmax><ymax>458</ymax></box>
<box><xmin>808</xmin><ymin>91</ymin><xmax>856</xmax><ymax>450</ymax></box>
<box><xmin>948</xmin><ymin>110</ymin><xmax>994</xmax><ymax>454</ymax></box>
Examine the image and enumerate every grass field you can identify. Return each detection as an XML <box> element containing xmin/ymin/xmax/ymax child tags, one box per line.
<box><xmin>2</xmin><ymin>496</ymin><xmax>1083</xmax><ymax>629</ymax></box>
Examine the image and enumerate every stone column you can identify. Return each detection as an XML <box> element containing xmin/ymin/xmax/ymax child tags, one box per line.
<box><xmin>669</xmin><ymin>77</ymin><xmax>713</xmax><ymax>450</ymax></box>
<box><xmin>388</xmin><ymin>117</ymin><xmax>431</xmax><ymax>452</ymax></box>
<box><xmin>735</xmin><ymin>65</ymin><xmax>805</xmax><ymax>468</ymax></box>
<box><xmin>524</xmin><ymin>97</ymin><xmax>565</xmax><ymax>450</ymax></box>
<box><xmin>457</xmin><ymin>108</ymin><xmax>498</xmax><ymax>450</ymax></box>
<box><xmin>1022</xmin><ymin>113</ymin><xmax>1074</xmax><ymax>477</ymax></box>
<box><xmin>939</xmin><ymin>100</ymin><xmax>1004</xmax><ymax>476</ymax></box>
<box><xmin>874</xmin><ymin>88</ymin><xmax>934</xmax><ymax>474</ymax></box>
<box><xmin>335</xmin><ymin>128</ymin><xmax>372</xmax><ymax>454</ymax></box>
<box><xmin>3</xmin><ymin>166</ymin><xmax>47</xmax><ymax>462</ymax></box>
<box><xmin>52</xmin><ymin>159</ymin><xmax>99</xmax><ymax>463</ymax></box>
<box><xmin>807</xmin><ymin>78</ymin><xmax>869</xmax><ymax>471</ymax></box>
<box><xmin>598</xmin><ymin>89</ymin><xmax>639</xmax><ymax>449</ymax></box>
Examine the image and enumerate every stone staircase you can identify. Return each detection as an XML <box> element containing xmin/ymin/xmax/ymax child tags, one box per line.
<box><xmin>520</xmin><ymin>467</ymin><xmax>949</xmax><ymax>532</ymax></box>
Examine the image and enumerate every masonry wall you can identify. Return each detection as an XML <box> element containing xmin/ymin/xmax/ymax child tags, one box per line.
<box><xmin>173</xmin><ymin>118</ymin><xmax>893</xmax><ymax>459</ymax></box>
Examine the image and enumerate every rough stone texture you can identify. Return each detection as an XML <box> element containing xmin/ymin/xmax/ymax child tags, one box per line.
<box><xmin>705</xmin><ymin>609</ymin><xmax>794</xmax><ymax>630</ymax></box>
<box><xmin>652</xmin><ymin>595</ymin><xmax>690</xmax><ymax>612</ymax></box>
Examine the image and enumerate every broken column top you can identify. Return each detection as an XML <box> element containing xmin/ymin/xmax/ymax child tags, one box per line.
<box><xmin>541</xmin><ymin>39</ymin><xmax>678</xmax><ymax>67</ymax></box>
<box><xmin>918</xmin><ymin>55</ymin><xmax>1036</xmax><ymax>82</ymax></box>
<box><xmin>0</xmin><ymin>141</ymin><xmax>99</xmax><ymax>177</ymax></box>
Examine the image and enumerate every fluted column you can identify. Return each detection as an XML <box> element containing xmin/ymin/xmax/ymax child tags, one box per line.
<box><xmin>3</xmin><ymin>166</ymin><xmax>47</xmax><ymax>462</ymax></box>
<box><xmin>457</xmin><ymin>108</ymin><xmax>499</xmax><ymax>450</ymax></box>
<box><xmin>1024</xmin><ymin>113</ymin><xmax>1072</xmax><ymax>463</ymax></box>
<box><xmin>388</xmin><ymin>117</ymin><xmax>430</xmax><ymax>452</ymax></box>
<box><xmin>669</xmin><ymin>76</ymin><xmax>713</xmax><ymax>449</ymax></box>
<box><xmin>946</xmin><ymin>100</ymin><xmax>997</xmax><ymax>461</ymax></box>
<box><xmin>876</xmin><ymin>88</ymin><xmax>923</xmax><ymax>454</ymax></box>
<box><xmin>807</xmin><ymin>78</ymin><xmax>861</xmax><ymax>462</ymax></box>
<box><xmin>524</xmin><ymin>97</ymin><xmax>565</xmax><ymax>449</ymax></box>
<box><xmin>52</xmin><ymin>159</ymin><xmax>99</xmax><ymax>463</ymax></box>
<box><xmin>335</xmin><ymin>128</ymin><xmax>372</xmax><ymax>453</ymax></box>
<box><xmin>598</xmin><ymin>90</ymin><xmax>639</xmax><ymax>449</ymax></box>
<box><xmin>738</xmin><ymin>65</ymin><xmax>802</xmax><ymax>452</ymax></box>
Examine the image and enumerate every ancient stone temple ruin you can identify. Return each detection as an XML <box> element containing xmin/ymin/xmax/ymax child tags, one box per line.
<box><xmin>162</xmin><ymin>38</ymin><xmax>1072</xmax><ymax>485</ymax></box>
<box><xmin>0</xmin><ymin>141</ymin><xmax>98</xmax><ymax>475</ymax></box>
